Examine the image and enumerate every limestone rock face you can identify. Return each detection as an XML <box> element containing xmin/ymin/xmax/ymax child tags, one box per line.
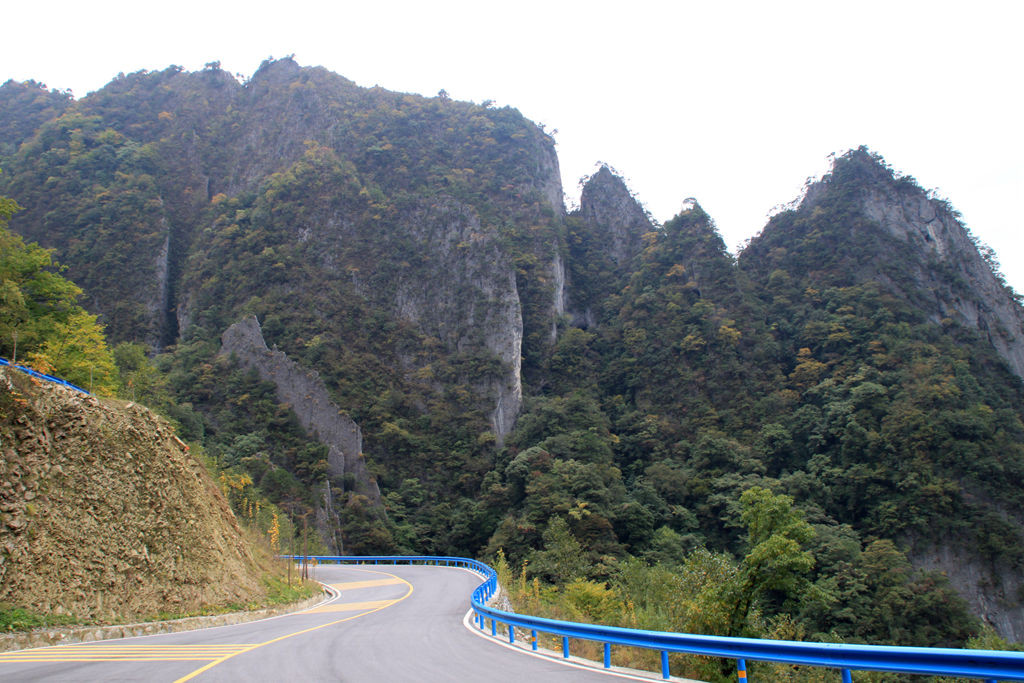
<box><xmin>392</xmin><ymin>200</ymin><xmax>523</xmax><ymax>443</ymax></box>
<box><xmin>532</xmin><ymin>130</ymin><xmax>565</xmax><ymax>216</ymax></box>
<box><xmin>0</xmin><ymin>368</ymin><xmax>266</xmax><ymax>622</ymax></box>
<box><xmin>914</xmin><ymin>542</ymin><xmax>1024</xmax><ymax>642</ymax></box>
<box><xmin>859</xmin><ymin>185</ymin><xmax>1024</xmax><ymax>378</ymax></box>
<box><xmin>566</xmin><ymin>166</ymin><xmax>653</xmax><ymax>328</ymax></box>
<box><xmin>797</xmin><ymin>149</ymin><xmax>1024</xmax><ymax>380</ymax></box>
<box><xmin>221</xmin><ymin>58</ymin><xmax>346</xmax><ymax>197</ymax></box>
<box><xmin>219</xmin><ymin>316</ymin><xmax>381</xmax><ymax>504</ymax></box>
<box><xmin>578</xmin><ymin>166</ymin><xmax>651</xmax><ymax>268</ymax></box>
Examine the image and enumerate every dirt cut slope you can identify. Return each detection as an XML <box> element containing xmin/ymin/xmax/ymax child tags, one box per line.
<box><xmin>0</xmin><ymin>368</ymin><xmax>269</xmax><ymax>622</ymax></box>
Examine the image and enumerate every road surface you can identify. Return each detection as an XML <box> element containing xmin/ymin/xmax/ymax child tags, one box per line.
<box><xmin>0</xmin><ymin>564</ymin><xmax>671</xmax><ymax>681</ymax></box>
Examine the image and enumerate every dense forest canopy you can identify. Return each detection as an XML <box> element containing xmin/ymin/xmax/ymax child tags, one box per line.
<box><xmin>3</xmin><ymin>62</ymin><xmax>1024</xmax><ymax>666</ymax></box>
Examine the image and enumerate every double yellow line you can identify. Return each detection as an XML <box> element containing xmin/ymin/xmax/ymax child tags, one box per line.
<box><xmin>0</xmin><ymin>568</ymin><xmax>413</xmax><ymax>681</ymax></box>
<box><xmin>0</xmin><ymin>644</ymin><xmax>255</xmax><ymax>662</ymax></box>
<box><xmin>174</xmin><ymin>568</ymin><xmax>414</xmax><ymax>682</ymax></box>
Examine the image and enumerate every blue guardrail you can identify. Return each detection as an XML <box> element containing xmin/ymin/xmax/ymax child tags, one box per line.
<box><xmin>0</xmin><ymin>357</ymin><xmax>90</xmax><ymax>395</ymax></box>
<box><xmin>293</xmin><ymin>554</ymin><xmax>1024</xmax><ymax>682</ymax></box>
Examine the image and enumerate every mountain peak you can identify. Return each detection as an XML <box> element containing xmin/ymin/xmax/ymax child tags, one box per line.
<box><xmin>752</xmin><ymin>145</ymin><xmax>1024</xmax><ymax>379</ymax></box>
<box><xmin>578</xmin><ymin>165</ymin><xmax>651</xmax><ymax>267</ymax></box>
<box><xmin>251</xmin><ymin>55</ymin><xmax>302</xmax><ymax>81</ymax></box>
<box><xmin>830</xmin><ymin>145</ymin><xmax>899</xmax><ymax>182</ymax></box>
<box><xmin>797</xmin><ymin>146</ymin><xmax>911</xmax><ymax>210</ymax></box>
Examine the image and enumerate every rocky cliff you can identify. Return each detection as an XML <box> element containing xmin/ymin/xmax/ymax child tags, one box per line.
<box><xmin>219</xmin><ymin>316</ymin><xmax>381</xmax><ymax>504</ymax></box>
<box><xmin>859</xmin><ymin>182</ymin><xmax>1024</xmax><ymax>378</ymax></box>
<box><xmin>790</xmin><ymin>148</ymin><xmax>1024</xmax><ymax>379</ymax></box>
<box><xmin>390</xmin><ymin>199</ymin><xmax>523</xmax><ymax>442</ymax></box>
<box><xmin>578</xmin><ymin>166</ymin><xmax>650</xmax><ymax>268</ymax></box>
<box><xmin>566</xmin><ymin>167</ymin><xmax>653</xmax><ymax>329</ymax></box>
<box><xmin>0</xmin><ymin>367</ymin><xmax>269</xmax><ymax>622</ymax></box>
<box><xmin>0</xmin><ymin>58</ymin><xmax>563</xmax><ymax>361</ymax></box>
<box><xmin>914</xmin><ymin>541</ymin><xmax>1024</xmax><ymax>642</ymax></box>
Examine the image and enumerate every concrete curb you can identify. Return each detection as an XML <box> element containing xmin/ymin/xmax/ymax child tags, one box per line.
<box><xmin>0</xmin><ymin>591</ymin><xmax>326</xmax><ymax>653</ymax></box>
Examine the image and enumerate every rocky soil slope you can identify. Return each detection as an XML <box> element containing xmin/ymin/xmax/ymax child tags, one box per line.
<box><xmin>0</xmin><ymin>368</ymin><xmax>270</xmax><ymax>622</ymax></box>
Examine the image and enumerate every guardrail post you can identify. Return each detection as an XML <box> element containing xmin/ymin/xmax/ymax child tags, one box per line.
<box><xmin>738</xmin><ymin>658</ymin><xmax>747</xmax><ymax>682</ymax></box>
<box><xmin>491</xmin><ymin>619</ymin><xmax>497</xmax><ymax>636</ymax></box>
<box><xmin>603</xmin><ymin>642</ymin><xmax>611</xmax><ymax>669</ymax></box>
<box><xmin>509</xmin><ymin>624</ymin><xmax>515</xmax><ymax>644</ymax></box>
<box><xmin>562</xmin><ymin>636</ymin><xmax>570</xmax><ymax>659</ymax></box>
<box><xmin>531</xmin><ymin>629</ymin><xmax>538</xmax><ymax>651</ymax></box>
<box><xmin>842</xmin><ymin>669</ymin><xmax>852</xmax><ymax>683</ymax></box>
<box><xmin>661</xmin><ymin>650</ymin><xmax>669</xmax><ymax>679</ymax></box>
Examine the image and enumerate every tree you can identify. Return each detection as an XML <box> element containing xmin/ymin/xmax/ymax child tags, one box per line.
<box><xmin>0</xmin><ymin>198</ymin><xmax>76</xmax><ymax>355</ymax></box>
<box><xmin>0</xmin><ymin>191</ymin><xmax>118</xmax><ymax>393</ymax></box>
<box><xmin>113</xmin><ymin>341</ymin><xmax>168</xmax><ymax>404</ymax></box>
<box><xmin>529</xmin><ymin>516</ymin><xmax>589</xmax><ymax>583</ymax></box>
<box><xmin>26</xmin><ymin>310</ymin><xmax>118</xmax><ymax>394</ymax></box>
<box><xmin>722</xmin><ymin>486</ymin><xmax>815</xmax><ymax>636</ymax></box>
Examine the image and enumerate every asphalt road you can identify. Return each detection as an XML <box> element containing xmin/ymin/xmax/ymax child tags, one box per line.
<box><xmin>0</xmin><ymin>564</ymin><xmax>673</xmax><ymax>682</ymax></box>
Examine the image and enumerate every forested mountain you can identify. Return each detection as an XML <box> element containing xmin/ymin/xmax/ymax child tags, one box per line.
<box><xmin>3</xmin><ymin>59</ymin><xmax>1024</xmax><ymax>654</ymax></box>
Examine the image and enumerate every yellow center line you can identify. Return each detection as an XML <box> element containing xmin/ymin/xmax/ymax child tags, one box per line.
<box><xmin>0</xmin><ymin>657</ymin><xmax>221</xmax><ymax>662</ymax></box>
<box><xmin>326</xmin><ymin>577</ymin><xmax>405</xmax><ymax>591</ymax></box>
<box><xmin>172</xmin><ymin>567</ymin><xmax>414</xmax><ymax>683</ymax></box>
<box><xmin>302</xmin><ymin>599</ymin><xmax>397</xmax><ymax>613</ymax></box>
<box><xmin>0</xmin><ymin>650</ymin><xmax>249</xmax><ymax>654</ymax></box>
<box><xmin>0</xmin><ymin>644</ymin><xmax>257</xmax><ymax>663</ymax></box>
<box><xmin>7</xmin><ymin>646</ymin><xmax>256</xmax><ymax>650</ymax></box>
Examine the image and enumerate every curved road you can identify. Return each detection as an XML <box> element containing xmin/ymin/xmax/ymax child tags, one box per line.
<box><xmin>0</xmin><ymin>565</ymin><xmax>670</xmax><ymax>681</ymax></box>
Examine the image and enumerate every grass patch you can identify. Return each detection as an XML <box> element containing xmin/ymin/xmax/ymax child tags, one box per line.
<box><xmin>0</xmin><ymin>604</ymin><xmax>80</xmax><ymax>632</ymax></box>
<box><xmin>261</xmin><ymin>573</ymin><xmax>320</xmax><ymax>606</ymax></box>
<box><xmin>138</xmin><ymin>574</ymin><xmax>319</xmax><ymax>623</ymax></box>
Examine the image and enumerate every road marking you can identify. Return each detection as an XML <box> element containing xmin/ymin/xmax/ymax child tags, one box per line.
<box><xmin>327</xmin><ymin>577</ymin><xmax>406</xmax><ymax>590</ymax></box>
<box><xmin>173</xmin><ymin>567</ymin><xmax>413</xmax><ymax>682</ymax></box>
<box><xmin>302</xmin><ymin>599</ymin><xmax>397</xmax><ymax>613</ymax></box>
<box><xmin>0</xmin><ymin>644</ymin><xmax>256</xmax><ymax>663</ymax></box>
<box><xmin>0</xmin><ymin>568</ymin><xmax>411</xmax><ymax>675</ymax></box>
<box><xmin>458</xmin><ymin>576</ymin><xmax>693</xmax><ymax>683</ymax></box>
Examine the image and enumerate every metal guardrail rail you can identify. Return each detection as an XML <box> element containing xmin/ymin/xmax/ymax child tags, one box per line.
<box><xmin>294</xmin><ymin>554</ymin><xmax>1024</xmax><ymax>682</ymax></box>
<box><xmin>0</xmin><ymin>357</ymin><xmax>90</xmax><ymax>395</ymax></box>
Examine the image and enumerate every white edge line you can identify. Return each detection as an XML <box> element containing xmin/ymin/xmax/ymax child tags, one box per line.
<box><xmin>454</xmin><ymin>569</ymin><xmax>674</xmax><ymax>682</ymax></box>
<box><xmin>9</xmin><ymin>569</ymin><xmax>346</xmax><ymax>652</ymax></box>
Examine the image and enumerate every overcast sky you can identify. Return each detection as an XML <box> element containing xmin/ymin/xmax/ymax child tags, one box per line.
<box><xmin>4</xmin><ymin>1</ymin><xmax>1023</xmax><ymax>290</ymax></box>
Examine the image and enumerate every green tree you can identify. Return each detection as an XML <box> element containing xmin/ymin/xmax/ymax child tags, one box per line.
<box><xmin>722</xmin><ymin>486</ymin><xmax>815</xmax><ymax>636</ymax></box>
<box><xmin>0</xmin><ymin>193</ymin><xmax>118</xmax><ymax>393</ymax></box>
<box><xmin>529</xmin><ymin>516</ymin><xmax>589</xmax><ymax>583</ymax></box>
<box><xmin>113</xmin><ymin>341</ymin><xmax>168</xmax><ymax>404</ymax></box>
<box><xmin>0</xmin><ymin>198</ymin><xmax>77</xmax><ymax>356</ymax></box>
<box><xmin>26</xmin><ymin>310</ymin><xmax>118</xmax><ymax>394</ymax></box>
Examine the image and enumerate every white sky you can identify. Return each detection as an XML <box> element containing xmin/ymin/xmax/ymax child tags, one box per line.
<box><xmin>4</xmin><ymin>0</ymin><xmax>1023</xmax><ymax>290</ymax></box>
